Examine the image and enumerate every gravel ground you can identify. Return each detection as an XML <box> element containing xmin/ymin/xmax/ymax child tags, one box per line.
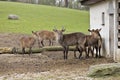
<box><xmin>0</xmin><ymin>33</ymin><xmax>116</xmax><ymax>80</ymax></box>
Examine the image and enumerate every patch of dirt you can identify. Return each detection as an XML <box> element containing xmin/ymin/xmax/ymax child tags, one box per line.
<box><xmin>0</xmin><ymin>33</ymin><xmax>115</xmax><ymax>80</ymax></box>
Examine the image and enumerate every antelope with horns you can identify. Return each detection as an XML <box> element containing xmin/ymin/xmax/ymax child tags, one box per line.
<box><xmin>53</xmin><ymin>27</ymin><xmax>87</xmax><ymax>59</ymax></box>
<box><xmin>87</xmin><ymin>28</ymin><xmax>102</xmax><ymax>58</ymax></box>
<box><xmin>74</xmin><ymin>28</ymin><xmax>102</xmax><ymax>58</ymax></box>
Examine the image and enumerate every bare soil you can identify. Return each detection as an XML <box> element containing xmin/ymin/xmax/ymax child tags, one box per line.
<box><xmin>0</xmin><ymin>33</ymin><xmax>116</xmax><ymax>80</ymax></box>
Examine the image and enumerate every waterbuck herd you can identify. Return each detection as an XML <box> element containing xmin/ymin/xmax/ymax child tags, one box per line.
<box><xmin>20</xmin><ymin>27</ymin><xmax>102</xmax><ymax>59</ymax></box>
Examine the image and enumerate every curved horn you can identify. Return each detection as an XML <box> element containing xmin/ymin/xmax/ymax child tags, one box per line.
<box><xmin>62</xmin><ymin>26</ymin><xmax>65</xmax><ymax>30</ymax></box>
<box><xmin>53</xmin><ymin>26</ymin><xmax>57</xmax><ymax>30</ymax></box>
<box><xmin>62</xmin><ymin>26</ymin><xmax>65</xmax><ymax>32</ymax></box>
<box><xmin>53</xmin><ymin>26</ymin><xmax>57</xmax><ymax>32</ymax></box>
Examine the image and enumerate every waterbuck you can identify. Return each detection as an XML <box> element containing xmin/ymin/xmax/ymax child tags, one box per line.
<box><xmin>32</xmin><ymin>30</ymin><xmax>56</xmax><ymax>48</ymax></box>
<box><xmin>88</xmin><ymin>28</ymin><xmax>102</xmax><ymax>58</ymax></box>
<box><xmin>53</xmin><ymin>27</ymin><xmax>87</xmax><ymax>59</ymax></box>
<box><xmin>19</xmin><ymin>36</ymin><xmax>36</xmax><ymax>55</ymax></box>
<box><xmin>74</xmin><ymin>28</ymin><xmax>102</xmax><ymax>58</ymax></box>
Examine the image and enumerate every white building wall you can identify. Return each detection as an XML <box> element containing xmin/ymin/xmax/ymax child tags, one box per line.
<box><xmin>89</xmin><ymin>1</ymin><xmax>110</xmax><ymax>57</ymax></box>
<box><xmin>113</xmin><ymin>0</ymin><xmax>118</xmax><ymax>61</ymax></box>
<box><xmin>114</xmin><ymin>0</ymin><xmax>120</xmax><ymax>62</ymax></box>
<box><xmin>89</xmin><ymin>0</ymin><xmax>120</xmax><ymax>62</ymax></box>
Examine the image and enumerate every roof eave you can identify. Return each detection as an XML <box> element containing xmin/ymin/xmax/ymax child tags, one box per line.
<box><xmin>81</xmin><ymin>0</ymin><xmax>104</xmax><ymax>5</ymax></box>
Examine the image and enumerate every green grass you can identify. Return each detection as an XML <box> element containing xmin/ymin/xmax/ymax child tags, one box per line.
<box><xmin>0</xmin><ymin>1</ymin><xmax>89</xmax><ymax>34</ymax></box>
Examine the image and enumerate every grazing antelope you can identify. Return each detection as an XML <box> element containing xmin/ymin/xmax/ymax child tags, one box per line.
<box><xmin>19</xmin><ymin>35</ymin><xmax>36</xmax><ymax>55</ymax></box>
<box><xmin>32</xmin><ymin>30</ymin><xmax>56</xmax><ymax>48</ymax></box>
<box><xmin>53</xmin><ymin>27</ymin><xmax>87</xmax><ymax>59</ymax></box>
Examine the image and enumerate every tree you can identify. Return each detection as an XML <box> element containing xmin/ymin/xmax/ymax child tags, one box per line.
<box><xmin>35</xmin><ymin>0</ymin><xmax>39</xmax><ymax>4</ymax></box>
<box><xmin>64</xmin><ymin>0</ymin><xmax>68</xmax><ymax>7</ymax></box>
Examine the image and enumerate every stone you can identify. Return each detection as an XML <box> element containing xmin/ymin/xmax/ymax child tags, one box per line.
<box><xmin>8</xmin><ymin>14</ymin><xmax>19</xmax><ymax>20</ymax></box>
<box><xmin>88</xmin><ymin>63</ymin><xmax>120</xmax><ymax>77</ymax></box>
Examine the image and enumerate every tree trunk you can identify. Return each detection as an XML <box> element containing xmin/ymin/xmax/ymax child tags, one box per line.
<box><xmin>0</xmin><ymin>46</ymin><xmax>76</xmax><ymax>54</ymax></box>
<box><xmin>64</xmin><ymin>0</ymin><xmax>68</xmax><ymax>7</ymax></box>
<box><xmin>35</xmin><ymin>0</ymin><xmax>39</xmax><ymax>4</ymax></box>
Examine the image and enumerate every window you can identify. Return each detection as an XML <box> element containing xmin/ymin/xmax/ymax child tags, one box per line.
<box><xmin>101</xmin><ymin>12</ymin><xmax>105</xmax><ymax>26</ymax></box>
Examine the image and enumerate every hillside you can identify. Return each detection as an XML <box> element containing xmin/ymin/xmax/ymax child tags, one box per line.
<box><xmin>0</xmin><ymin>1</ymin><xmax>89</xmax><ymax>34</ymax></box>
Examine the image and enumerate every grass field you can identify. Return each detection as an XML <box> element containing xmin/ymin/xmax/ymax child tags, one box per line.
<box><xmin>0</xmin><ymin>1</ymin><xmax>89</xmax><ymax>34</ymax></box>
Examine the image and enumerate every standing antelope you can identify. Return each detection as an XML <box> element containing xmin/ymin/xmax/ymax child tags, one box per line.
<box><xmin>32</xmin><ymin>30</ymin><xmax>56</xmax><ymax>48</ymax></box>
<box><xmin>88</xmin><ymin>29</ymin><xmax>102</xmax><ymax>58</ymax></box>
<box><xmin>19</xmin><ymin>35</ymin><xmax>36</xmax><ymax>55</ymax></box>
<box><xmin>53</xmin><ymin>27</ymin><xmax>87</xmax><ymax>59</ymax></box>
<box><xmin>74</xmin><ymin>28</ymin><xmax>102</xmax><ymax>58</ymax></box>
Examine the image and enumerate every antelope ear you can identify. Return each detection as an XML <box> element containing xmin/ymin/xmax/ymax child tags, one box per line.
<box><xmin>98</xmin><ymin>28</ymin><xmax>102</xmax><ymax>32</ymax></box>
<box><xmin>88</xmin><ymin>29</ymin><xmax>91</xmax><ymax>32</ymax></box>
<box><xmin>61</xmin><ymin>26</ymin><xmax>65</xmax><ymax>32</ymax></box>
<box><xmin>32</xmin><ymin>31</ymin><xmax>35</xmax><ymax>34</ymax></box>
<box><xmin>32</xmin><ymin>31</ymin><xmax>37</xmax><ymax>35</ymax></box>
<box><xmin>53</xmin><ymin>29</ymin><xmax>57</xmax><ymax>32</ymax></box>
<box><xmin>62</xmin><ymin>29</ymin><xmax>65</xmax><ymax>32</ymax></box>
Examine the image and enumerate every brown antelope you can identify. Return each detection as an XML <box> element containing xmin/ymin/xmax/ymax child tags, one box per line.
<box><xmin>32</xmin><ymin>30</ymin><xmax>56</xmax><ymax>48</ymax></box>
<box><xmin>53</xmin><ymin>27</ymin><xmax>87</xmax><ymax>59</ymax></box>
<box><xmin>19</xmin><ymin>36</ymin><xmax>36</xmax><ymax>55</ymax></box>
<box><xmin>88</xmin><ymin>28</ymin><xmax>102</xmax><ymax>58</ymax></box>
<box><xmin>74</xmin><ymin>28</ymin><xmax>102</xmax><ymax>58</ymax></box>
